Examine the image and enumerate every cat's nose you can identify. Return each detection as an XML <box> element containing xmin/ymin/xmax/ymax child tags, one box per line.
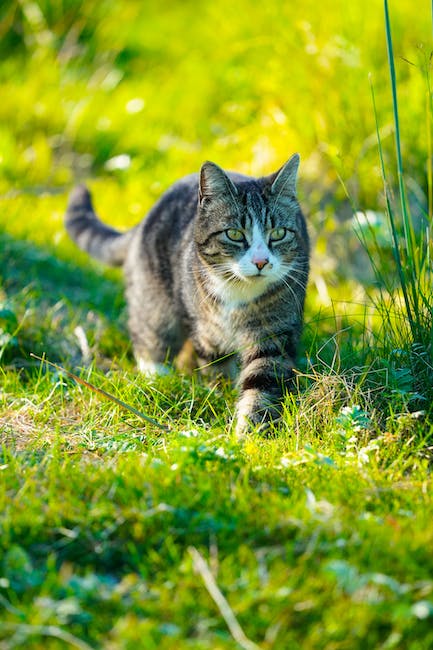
<box><xmin>254</xmin><ymin>258</ymin><xmax>269</xmax><ymax>271</ymax></box>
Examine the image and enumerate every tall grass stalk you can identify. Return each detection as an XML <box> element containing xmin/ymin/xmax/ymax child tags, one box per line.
<box><xmin>369</xmin><ymin>75</ymin><xmax>415</xmax><ymax>338</ymax></box>
<box><xmin>384</xmin><ymin>0</ymin><xmax>423</xmax><ymax>332</ymax></box>
<box><xmin>362</xmin><ymin>1</ymin><xmax>433</xmax><ymax>395</ymax></box>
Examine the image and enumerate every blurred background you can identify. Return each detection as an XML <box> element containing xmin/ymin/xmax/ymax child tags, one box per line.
<box><xmin>0</xmin><ymin>0</ymin><xmax>431</xmax><ymax>333</ymax></box>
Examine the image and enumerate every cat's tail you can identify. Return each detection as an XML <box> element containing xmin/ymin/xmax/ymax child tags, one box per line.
<box><xmin>65</xmin><ymin>185</ymin><xmax>135</xmax><ymax>267</ymax></box>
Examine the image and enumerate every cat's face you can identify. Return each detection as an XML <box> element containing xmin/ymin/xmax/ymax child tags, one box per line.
<box><xmin>195</xmin><ymin>154</ymin><xmax>308</xmax><ymax>305</ymax></box>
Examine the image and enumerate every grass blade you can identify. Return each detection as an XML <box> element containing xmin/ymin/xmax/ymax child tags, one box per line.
<box><xmin>384</xmin><ymin>0</ymin><xmax>416</xmax><ymax>267</ymax></box>
<box><xmin>369</xmin><ymin>74</ymin><xmax>415</xmax><ymax>336</ymax></box>
<box><xmin>30</xmin><ymin>353</ymin><xmax>170</xmax><ymax>431</ymax></box>
<box><xmin>189</xmin><ymin>546</ymin><xmax>262</xmax><ymax>650</ymax></box>
<box><xmin>383</xmin><ymin>0</ymin><xmax>426</xmax><ymax>339</ymax></box>
<box><xmin>1</xmin><ymin>624</ymin><xmax>94</xmax><ymax>650</ymax></box>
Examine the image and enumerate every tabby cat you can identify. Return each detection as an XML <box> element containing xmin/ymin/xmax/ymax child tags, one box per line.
<box><xmin>65</xmin><ymin>154</ymin><xmax>309</xmax><ymax>435</ymax></box>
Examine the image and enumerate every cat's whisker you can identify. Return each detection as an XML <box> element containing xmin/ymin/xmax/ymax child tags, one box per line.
<box><xmin>283</xmin><ymin>272</ymin><xmax>308</xmax><ymax>293</ymax></box>
<box><xmin>281</xmin><ymin>283</ymin><xmax>303</xmax><ymax>318</ymax></box>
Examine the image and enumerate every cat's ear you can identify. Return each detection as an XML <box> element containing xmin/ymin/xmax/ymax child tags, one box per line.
<box><xmin>269</xmin><ymin>153</ymin><xmax>300</xmax><ymax>199</ymax></box>
<box><xmin>199</xmin><ymin>161</ymin><xmax>238</xmax><ymax>205</ymax></box>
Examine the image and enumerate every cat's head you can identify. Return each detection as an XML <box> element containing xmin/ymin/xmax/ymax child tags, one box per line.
<box><xmin>194</xmin><ymin>154</ymin><xmax>309</xmax><ymax>305</ymax></box>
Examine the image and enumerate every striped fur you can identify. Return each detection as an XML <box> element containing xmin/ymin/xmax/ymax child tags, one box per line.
<box><xmin>65</xmin><ymin>154</ymin><xmax>309</xmax><ymax>436</ymax></box>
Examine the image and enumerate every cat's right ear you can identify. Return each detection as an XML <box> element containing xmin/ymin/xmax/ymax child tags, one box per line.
<box><xmin>199</xmin><ymin>161</ymin><xmax>238</xmax><ymax>205</ymax></box>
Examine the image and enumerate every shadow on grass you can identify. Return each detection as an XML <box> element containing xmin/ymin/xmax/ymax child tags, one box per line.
<box><xmin>0</xmin><ymin>229</ymin><xmax>129</xmax><ymax>368</ymax></box>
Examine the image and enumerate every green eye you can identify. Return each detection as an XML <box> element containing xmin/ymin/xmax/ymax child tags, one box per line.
<box><xmin>226</xmin><ymin>228</ymin><xmax>244</xmax><ymax>242</ymax></box>
<box><xmin>269</xmin><ymin>227</ymin><xmax>287</xmax><ymax>242</ymax></box>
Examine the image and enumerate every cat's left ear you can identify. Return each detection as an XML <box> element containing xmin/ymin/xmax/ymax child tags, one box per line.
<box><xmin>199</xmin><ymin>161</ymin><xmax>238</xmax><ymax>205</ymax></box>
<box><xmin>268</xmin><ymin>153</ymin><xmax>300</xmax><ymax>198</ymax></box>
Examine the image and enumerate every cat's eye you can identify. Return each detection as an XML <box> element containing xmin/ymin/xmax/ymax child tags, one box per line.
<box><xmin>226</xmin><ymin>228</ymin><xmax>245</xmax><ymax>242</ymax></box>
<box><xmin>269</xmin><ymin>227</ymin><xmax>288</xmax><ymax>242</ymax></box>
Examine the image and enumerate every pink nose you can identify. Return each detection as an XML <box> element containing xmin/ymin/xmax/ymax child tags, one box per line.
<box><xmin>254</xmin><ymin>258</ymin><xmax>269</xmax><ymax>271</ymax></box>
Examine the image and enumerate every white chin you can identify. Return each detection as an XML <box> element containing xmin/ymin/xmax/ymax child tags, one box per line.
<box><xmin>212</xmin><ymin>274</ymin><xmax>274</xmax><ymax>306</ymax></box>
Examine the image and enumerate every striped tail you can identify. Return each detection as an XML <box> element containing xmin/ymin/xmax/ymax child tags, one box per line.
<box><xmin>65</xmin><ymin>185</ymin><xmax>134</xmax><ymax>267</ymax></box>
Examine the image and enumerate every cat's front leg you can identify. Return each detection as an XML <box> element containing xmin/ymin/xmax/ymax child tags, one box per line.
<box><xmin>235</xmin><ymin>342</ymin><xmax>296</xmax><ymax>437</ymax></box>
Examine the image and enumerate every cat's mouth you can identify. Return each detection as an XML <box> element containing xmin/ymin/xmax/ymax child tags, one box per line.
<box><xmin>221</xmin><ymin>270</ymin><xmax>266</xmax><ymax>282</ymax></box>
<box><xmin>241</xmin><ymin>271</ymin><xmax>271</xmax><ymax>282</ymax></box>
<box><xmin>218</xmin><ymin>264</ymin><xmax>276</xmax><ymax>286</ymax></box>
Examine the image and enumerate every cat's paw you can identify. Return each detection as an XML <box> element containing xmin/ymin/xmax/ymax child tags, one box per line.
<box><xmin>137</xmin><ymin>358</ymin><xmax>171</xmax><ymax>376</ymax></box>
<box><xmin>234</xmin><ymin>393</ymin><xmax>282</xmax><ymax>439</ymax></box>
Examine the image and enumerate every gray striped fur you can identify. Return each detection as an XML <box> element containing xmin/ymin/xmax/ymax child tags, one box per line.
<box><xmin>65</xmin><ymin>154</ymin><xmax>309</xmax><ymax>435</ymax></box>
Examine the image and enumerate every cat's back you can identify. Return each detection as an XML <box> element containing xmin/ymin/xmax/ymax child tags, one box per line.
<box><xmin>142</xmin><ymin>173</ymin><xmax>198</xmax><ymax>237</ymax></box>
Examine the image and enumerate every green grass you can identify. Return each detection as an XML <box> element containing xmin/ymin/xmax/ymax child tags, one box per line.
<box><xmin>1</xmin><ymin>0</ymin><xmax>433</xmax><ymax>648</ymax></box>
<box><xmin>1</xmin><ymin>363</ymin><xmax>433</xmax><ymax>648</ymax></box>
